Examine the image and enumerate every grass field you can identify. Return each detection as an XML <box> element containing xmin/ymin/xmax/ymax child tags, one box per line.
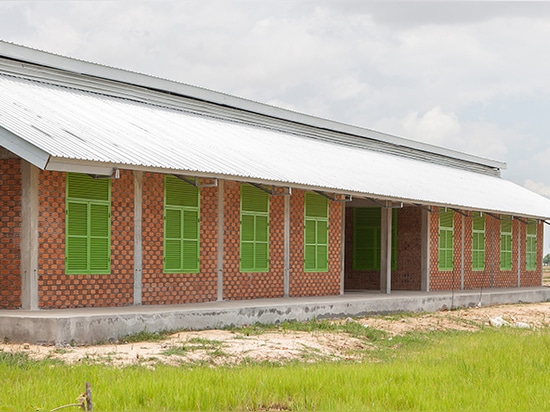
<box><xmin>1</xmin><ymin>326</ymin><xmax>549</xmax><ymax>411</ymax></box>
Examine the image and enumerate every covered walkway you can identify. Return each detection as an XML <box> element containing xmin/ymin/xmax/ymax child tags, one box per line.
<box><xmin>1</xmin><ymin>287</ymin><xmax>549</xmax><ymax>345</ymax></box>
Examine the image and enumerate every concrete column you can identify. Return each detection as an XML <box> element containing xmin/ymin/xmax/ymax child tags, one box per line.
<box><xmin>283</xmin><ymin>193</ymin><xmax>290</xmax><ymax>297</ymax></box>
<box><xmin>20</xmin><ymin>160</ymin><xmax>39</xmax><ymax>310</ymax></box>
<box><xmin>340</xmin><ymin>203</ymin><xmax>345</xmax><ymax>295</ymax></box>
<box><xmin>420</xmin><ymin>209</ymin><xmax>430</xmax><ymax>292</ymax></box>
<box><xmin>517</xmin><ymin>220</ymin><xmax>521</xmax><ymax>288</ymax></box>
<box><xmin>461</xmin><ymin>214</ymin><xmax>465</xmax><ymax>290</ymax></box>
<box><xmin>380</xmin><ymin>206</ymin><xmax>392</xmax><ymax>294</ymax></box>
<box><xmin>133</xmin><ymin>171</ymin><xmax>143</xmax><ymax>305</ymax></box>
<box><xmin>217</xmin><ymin>180</ymin><xmax>225</xmax><ymax>301</ymax></box>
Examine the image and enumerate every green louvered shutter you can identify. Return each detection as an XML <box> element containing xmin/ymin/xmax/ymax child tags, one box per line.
<box><xmin>391</xmin><ymin>209</ymin><xmax>398</xmax><ymax>271</ymax></box>
<box><xmin>472</xmin><ymin>213</ymin><xmax>485</xmax><ymax>271</ymax></box>
<box><xmin>164</xmin><ymin>176</ymin><xmax>200</xmax><ymax>273</ymax></box>
<box><xmin>353</xmin><ymin>208</ymin><xmax>397</xmax><ymax>271</ymax></box>
<box><xmin>353</xmin><ymin>208</ymin><xmax>380</xmax><ymax>270</ymax></box>
<box><xmin>66</xmin><ymin>202</ymin><xmax>88</xmax><ymax>273</ymax></box>
<box><xmin>304</xmin><ymin>193</ymin><xmax>328</xmax><ymax>272</ymax></box>
<box><xmin>526</xmin><ymin>219</ymin><xmax>537</xmax><ymax>271</ymax></box>
<box><xmin>500</xmin><ymin>216</ymin><xmax>512</xmax><ymax>271</ymax></box>
<box><xmin>66</xmin><ymin>173</ymin><xmax>111</xmax><ymax>274</ymax></box>
<box><xmin>240</xmin><ymin>184</ymin><xmax>269</xmax><ymax>272</ymax></box>
<box><xmin>438</xmin><ymin>210</ymin><xmax>454</xmax><ymax>271</ymax></box>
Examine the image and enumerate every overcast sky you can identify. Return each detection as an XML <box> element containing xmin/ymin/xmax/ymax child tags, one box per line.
<box><xmin>1</xmin><ymin>0</ymin><xmax>549</xmax><ymax>253</ymax></box>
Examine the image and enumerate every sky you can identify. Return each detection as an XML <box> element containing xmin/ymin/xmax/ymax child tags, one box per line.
<box><xmin>0</xmin><ymin>0</ymin><xmax>549</xmax><ymax>253</ymax></box>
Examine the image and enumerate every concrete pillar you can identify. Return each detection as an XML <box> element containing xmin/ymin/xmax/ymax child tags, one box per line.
<box><xmin>283</xmin><ymin>193</ymin><xmax>290</xmax><ymax>297</ymax></box>
<box><xmin>461</xmin><ymin>214</ymin><xmax>465</xmax><ymax>290</ymax></box>
<box><xmin>380</xmin><ymin>206</ymin><xmax>392</xmax><ymax>294</ymax></box>
<box><xmin>217</xmin><ymin>179</ymin><xmax>225</xmax><ymax>301</ymax></box>
<box><xmin>420</xmin><ymin>209</ymin><xmax>430</xmax><ymax>292</ymax></box>
<box><xmin>20</xmin><ymin>160</ymin><xmax>39</xmax><ymax>310</ymax></box>
<box><xmin>517</xmin><ymin>220</ymin><xmax>521</xmax><ymax>288</ymax></box>
<box><xmin>340</xmin><ymin>203</ymin><xmax>345</xmax><ymax>295</ymax></box>
<box><xmin>133</xmin><ymin>171</ymin><xmax>143</xmax><ymax>305</ymax></box>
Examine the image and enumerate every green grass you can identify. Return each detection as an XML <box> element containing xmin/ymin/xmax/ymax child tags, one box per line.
<box><xmin>163</xmin><ymin>338</ymin><xmax>225</xmax><ymax>357</ymax></box>
<box><xmin>1</xmin><ymin>328</ymin><xmax>549</xmax><ymax>411</ymax></box>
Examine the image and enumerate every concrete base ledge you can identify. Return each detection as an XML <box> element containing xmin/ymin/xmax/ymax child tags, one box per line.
<box><xmin>1</xmin><ymin>287</ymin><xmax>549</xmax><ymax>345</ymax></box>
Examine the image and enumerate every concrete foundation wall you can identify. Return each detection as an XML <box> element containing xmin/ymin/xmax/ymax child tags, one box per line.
<box><xmin>1</xmin><ymin>287</ymin><xmax>548</xmax><ymax>345</ymax></box>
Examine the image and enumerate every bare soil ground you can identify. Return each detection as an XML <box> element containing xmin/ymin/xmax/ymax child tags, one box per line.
<box><xmin>2</xmin><ymin>301</ymin><xmax>549</xmax><ymax>367</ymax></box>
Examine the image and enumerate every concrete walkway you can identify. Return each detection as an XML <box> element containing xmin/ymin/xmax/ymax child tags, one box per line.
<box><xmin>1</xmin><ymin>287</ymin><xmax>549</xmax><ymax>345</ymax></box>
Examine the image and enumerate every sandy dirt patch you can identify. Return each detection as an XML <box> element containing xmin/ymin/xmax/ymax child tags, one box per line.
<box><xmin>2</xmin><ymin>302</ymin><xmax>549</xmax><ymax>367</ymax></box>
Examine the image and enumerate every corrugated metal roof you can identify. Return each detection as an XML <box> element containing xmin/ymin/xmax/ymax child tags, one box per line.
<box><xmin>0</xmin><ymin>41</ymin><xmax>506</xmax><ymax>172</ymax></box>
<box><xmin>1</xmin><ymin>73</ymin><xmax>550</xmax><ymax>219</ymax></box>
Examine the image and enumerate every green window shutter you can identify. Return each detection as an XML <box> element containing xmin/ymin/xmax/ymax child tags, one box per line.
<box><xmin>353</xmin><ymin>208</ymin><xmax>398</xmax><ymax>271</ymax></box>
<box><xmin>353</xmin><ymin>208</ymin><xmax>380</xmax><ymax>271</ymax></box>
<box><xmin>391</xmin><ymin>209</ymin><xmax>398</xmax><ymax>271</ymax></box>
<box><xmin>500</xmin><ymin>216</ymin><xmax>512</xmax><ymax>271</ymax></box>
<box><xmin>438</xmin><ymin>210</ymin><xmax>454</xmax><ymax>271</ymax></box>
<box><xmin>89</xmin><ymin>203</ymin><xmax>110</xmax><ymax>271</ymax></box>
<box><xmin>526</xmin><ymin>219</ymin><xmax>537</xmax><ymax>271</ymax></box>
<box><xmin>240</xmin><ymin>184</ymin><xmax>269</xmax><ymax>272</ymax></box>
<box><xmin>164</xmin><ymin>208</ymin><xmax>182</xmax><ymax>271</ymax></box>
<box><xmin>66</xmin><ymin>173</ymin><xmax>111</xmax><ymax>274</ymax></box>
<box><xmin>472</xmin><ymin>213</ymin><xmax>485</xmax><ymax>271</ymax></box>
<box><xmin>164</xmin><ymin>176</ymin><xmax>200</xmax><ymax>273</ymax></box>
<box><xmin>304</xmin><ymin>193</ymin><xmax>329</xmax><ymax>272</ymax></box>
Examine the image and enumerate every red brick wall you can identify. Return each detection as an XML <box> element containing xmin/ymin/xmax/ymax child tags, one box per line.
<box><xmin>141</xmin><ymin>173</ymin><xmax>218</xmax><ymax>304</ymax></box>
<box><xmin>430</xmin><ymin>209</ymin><xmax>542</xmax><ymax>290</ymax></box>
<box><xmin>38</xmin><ymin>170</ymin><xmax>134</xmax><ymax>308</ymax></box>
<box><xmin>344</xmin><ymin>206</ymin><xmax>422</xmax><ymax>291</ymax></box>
<box><xmin>520</xmin><ymin>220</ymin><xmax>544</xmax><ymax>287</ymax></box>
<box><xmin>289</xmin><ymin>190</ymin><xmax>342</xmax><ymax>297</ymax></box>
<box><xmin>0</xmin><ymin>158</ymin><xmax>22</xmax><ymax>309</ymax></box>
<box><xmin>393</xmin><ymin>207</ymin><xmax>422</xmax><ymax>290</ymax></box>
<box><xmin>222</xmin><ymin>181</ymin><xmax>285</xmax><ymax>300</ymax></box>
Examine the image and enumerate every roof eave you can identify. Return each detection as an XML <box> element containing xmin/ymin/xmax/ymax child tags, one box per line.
<box><xmin>0</xmin><ymin>126</ymin><xmax>50</xmax><ymax>169</ymax></box>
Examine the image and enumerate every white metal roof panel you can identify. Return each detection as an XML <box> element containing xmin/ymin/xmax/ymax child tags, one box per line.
<box><xmin>1</xmin><ymin>73</ymin><xmax>550</xmax><ymax>219</ymax></box>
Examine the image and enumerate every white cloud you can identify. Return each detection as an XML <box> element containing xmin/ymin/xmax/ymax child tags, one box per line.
<box><xmin>524</xmin><ymin>180</ymin><xmax>550</xmax><ymax>198</ymax></box>
<box><xmin>402</xmin><ymin>106</ymin><xmax>461</xmax><ymax>146</ymax></box>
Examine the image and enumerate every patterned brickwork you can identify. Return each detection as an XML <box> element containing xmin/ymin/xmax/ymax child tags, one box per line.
<box><xmin>344</xmin><ymin>206</ymin><xmax>422</xmax><ymax>291</ymax></box>
<box><xmin>37</xmin><ymin>170</ymin><xmax>134</xmax><ymax>308</ymax></box>
<box><xmin>0</xmin><ymin>158</ymin><xmax>22</xmax><ymax>309</ymax></box>
<box><xmin>289</xmin><ymin>190</ymin><xmax>341</xmax><ymax>297</ymax></box>
<box><xmin>222</xmin><ymin>181</ymin><xmax>285</xmax><ymax>300</ymax></box>
<box><xmin>521</xmin><ymin>220</ymin><xmax>544</xmax><ymax>287</ymax></box>
<box><xmin>393</xmin><ymin>207</ymin><xmax>422</xmax><ymax>290</ymax></box>
<box><xmin>141</xmin><ymin>173</ymin><xmax>218</xmax><ymax>304</ymax></box>
<box><xmin>430</xmin><ymin>209</ymin><xmax>542</xmax><ymax>290</ymax></box>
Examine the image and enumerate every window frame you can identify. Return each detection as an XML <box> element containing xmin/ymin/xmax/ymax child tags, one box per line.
<box><xmin>438</xmin><ymin>210</ymin><xmax>454</xmax><ymax>272</ymax></box>
<box><xmin>163</xmin><ymin>175</ymin><xmax>201</xmax><ymax>274</ymax></box>
<box><xmin>65</xmin><ymin>173</ymin><xmax>111</xmax><ymax>275</ymax></box>
<box><xmin>471</xmin><ymin>212</ymin><xmax>485</xmax><ymax>271</ymax></box>
<box><xmin>304</xmin><ymin>192</ymin><xmax>329</xmax><ymax>272</ymax></box>
<box><xmin>240</xmin><ymin>184</ymin><xmax>270</xmax><ymax>273</ymax></box>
